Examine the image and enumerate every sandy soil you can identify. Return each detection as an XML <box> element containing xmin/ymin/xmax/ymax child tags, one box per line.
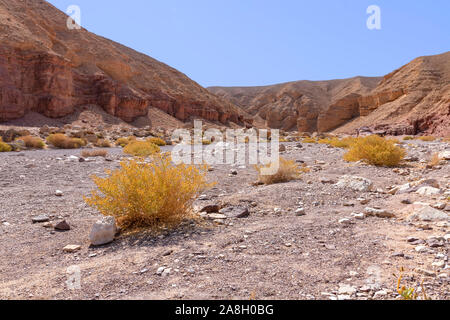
<box><xmin>0</xmin><ymin>141</ymin><xmax>448</xmax><ymax>300</ymax></box>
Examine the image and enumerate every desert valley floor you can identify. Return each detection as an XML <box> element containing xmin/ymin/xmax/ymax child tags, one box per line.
<box><xmin>0</xmin><ymin>140</ymin><xmax>449</xmax><ymax>300</ymax></box>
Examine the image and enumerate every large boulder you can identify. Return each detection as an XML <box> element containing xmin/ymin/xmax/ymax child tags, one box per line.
<box><xmin>89</xmin><ymin>216</ymin><xmax>117</xmax><ymax>246</ymax></box>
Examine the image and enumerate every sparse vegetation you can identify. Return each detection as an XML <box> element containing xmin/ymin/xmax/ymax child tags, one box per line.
<box><xmin>318</xmin><ymin>137</ymin><xmax>356</xmax><ymax>149</ymax></box>
<box><xmin>115</xmin><ymin>136</ymin><xmax>136</xmax><ymax>147</ymax></box>
<box><xmin>255</xmin><ymin>157</ymin><xmax>307</xmax><ymax>185</ymax></box>
<box><xmin>17</xmin><ymin>136</ymin><xmax>45</xmax><ymax>149</ymax></box>
<box><xmin>403</xmin><ymin>136</ymin><xmax>414</xmax><ymax>141</ymax></box>
<box><xmin>46</xmin><ymin>134</ymin><xmax>86</xmax><ymax>149</ymax></box>
<box><xmin>396</xmin><ymin>267</ymin><xmax>430</xmax><ymax>300</ymax></box>
<box><xmin>202</xmin><ymin>139</ymin><xmax>212</xmax><ymax>145</ymax></box>
<box><xmin>95</xmin><ymin>139</ymin><xmax>112</xmax><ymax>148</ymax></box>
<box><xmin>343</xmin><ymin>135</ymin><xmax>406</xmax><ymax>167</ymax></box>
<box><xmin>81</xmin><ymin>149</ymin><xmax>108</xmax><ymax>158</ymax></box>
<box><xmin>0</xmin><ymin>138</ymin><xmax>12</xmax><ymax>152</ymax></box>
<box><xmin>302</xmin><ymin>137</ymin><xmax>317</xmax><ymax>143</ymax></box>
<box><xmin>123</xmin><ymin>141</ymin><xmax>160</xmax><ymax>157</ymax></box>
<box><xmin>147</xmin><ymin>137</ymin><xmax>166</xmax><ymax>146</ymax></box>
<box><xmin>418</xmin><ymin>136</ymin><xmax>436</xmax><ymax>142</ymax></box>
<box><xmin>85</xmin><ymin>154</ymin><xmax>212</xmax><ymax>230</ymax></box>
<box><xmin>428</xmin><ymin>152</ymin><xmax>442</xmax><ymax>167</ymax></box>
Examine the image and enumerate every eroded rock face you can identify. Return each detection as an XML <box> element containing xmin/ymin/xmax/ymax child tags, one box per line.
<box><xmin>209</xmin><ymin>52</ymin><xmax>450</xmax><ymax>136</ymax></box>
<box><xmin>0</xmin><ymin>0</ymin><xmax>246</xmax><ymax>126</ymax></box>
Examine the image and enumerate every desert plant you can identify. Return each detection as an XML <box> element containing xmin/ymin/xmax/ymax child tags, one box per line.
<box><xmin>403</xmin><ymin>136</ymin><xmax>414</xmax><ymax>141</ymax></box>
<box><xmin>428</xmin><ymin>152</ymin><xmax>442</xmax><ymax>167</ymax></box>
<box><xmin>302</xmin><ymin>137</ymin><xmax>317</xmax><ymax>144</ymax></box>
<box><xmin>81</xmin><ymin>149</ymin><xmax>108</xmax><ymax>158</ymax></box>
<box><xmin>95</xmin><ymin>139</ymin><xmax>112</xmax><ymax>148</ymax></box>
<box><xmin>418</xmin><ymin>136</ymin><xmax>436</xmax><ymax>142</ymax></box>
<box><xmin>0</xmin><ymin>138</ymin><xmax>12</xmax><ymax>152</ymax></box>
<box><xmin>115</xmin><ymin>136</ymin><xmax>136</xmax><ymax>147</ymax></box>
<box><xmin>85</xmin><ymin>154</ymin><xmax>212</xmax><ymax>230</ymax></box>
<box><xmin>17</xmin><ymin>135</ymin><xmax>45</xmax><ymax>149</ymax></box>
<box><xmin>343</xmin><ymin>135</ymin><xmax>406</xmax><ymax>167</ymax></box>
<box><xmin>396</xmin><ymin>267</ymin><xmax>429</xmax><ymax>300</ymax></box>
<box><xmin>255</xmin><ymin>157</ymin><xmax>307</xmax><ymax>185</ymax></box>
<box><xmin>46</xmin><ymin>134</ymin><xmax>86</xmax><ymax>149</ymax></box>
<box><xmin>202</xmin><ymin>139</ymin><xmax>212</xmax><ymax>145</ymax></box>
<box><xmin>318</xmin><ymin>137</ymin><xmax>356</xmax><ymax>149</ymax></box>
<box><xmin>123</xmin><ymin>141</ymin><xmax>160</xmax><ymax>157</ymax></box>
<box><xmin>147</xmin><ymin>137</ymin><xmax>166</xmax><ymax>146</ymax></box>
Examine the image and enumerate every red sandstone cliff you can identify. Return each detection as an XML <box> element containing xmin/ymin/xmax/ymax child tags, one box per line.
<box><xmin>0</xmin><ymin>0</ymin><xmax>246</xmax><ymax>125</ymax></box>
<box><xmin>209</xmin><ymin>52</ymin><xmax>450</xmax><ymax>136</ymax></box>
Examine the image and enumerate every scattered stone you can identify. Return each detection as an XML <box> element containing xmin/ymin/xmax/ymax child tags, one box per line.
<box><xmin>335</xmin><ymin>175</ymin><xmax>374</xmax><ymax>192</ymax></box>
<box><xmin>338</xmin><ymin>218</ymin><xmax>352</xmax><ymax>225</ymax></box>
<box><xmin>416</xmin><ymin>186</ymin><xmax>442</xmax><ymax>196</ymax></box>
<box><xmin>32</xmin><ymin>215</ymin><xmax>49</xmax><ymax>224</ymax></box>
<box><xmin>206</xmin><ymin>213</ymin><xmax>227</xmax><ymax>220</ymax></box>
<box><xmin>357</xmin><ymin>198</ymin><xmax>370</xmax><ymax>205</ymax></box>
<box><xmin>156</xmin><ymin>267</ymin><xmax>165</xmax><ymax>275</ymax></box>
<box><xmin>63</xmin><ymin>245</ymin><xmax>81</xmax><ymax>253</ymax></box>
<box><xmin>438</xmin><ymin>150</ymin><xmax>450</xmax><ymax>160</ymax></box>
<box><xmin>351</xmin><ymin>212</ymin><xmax>365</xmax><ymax>220</ymax></box>
<box><xmin>55</xmin><ymin>190</ymin><xmax>63</xmax><ymax>197</ymax></box>
<box><xmin>54</xmin><ymin>220</ymin><xmax>70</xmax><ymax>231</ymax></box>
<box><xmin>365</xmin><ymin>207</ymin><xmax>395</xmax><ymax>218</ymax></box>
<box><xmin>408</xmin><ymin>206</ymin><xmax>449</xmax><ymax>222</ymax></box>
<box><xmin>199</xmin><ymin>204</ymin><xmax>220</xmax><ymax>213</ymax></box>
<box><xmin>432</xmin><ymin>203</ymin><xmax>446</xmax><ymax>210</ymax></box>
<box><xmin>89</xmin><ymin>216</ymin><xmax>117</xmax><ymax>246</ymax></box>
<box><xmin>219</xmin><ymin>206</ymin><xmax>249</xmax><ymax>218</ymax></box>
<box><xmin>373</xmin><ymin>290</ymin><xmax>388</xmax><ymax>298</ymax></box>
<box><xmin>416</xmin><ymin>269</ymin><xmax>435</xmax><ymax>277</ymax></box>
<box><xmin>415</xmin><ymin>245</ymin><xmax>428</xmax><ymax>253</ymax></box>
<box><xmin>295</xmin><ymin>208</ymin><xmax>306</xmax><ymax>216</ymax></box>
<box><xmin>401</xmin><ymin>199</ymin><xmax>412</xmax><ymax>205</ymax></box>
<box><xmin>320</xmin><ymin>177</ymin><xmax>335</xmax><ymax>184</ymax></box>
<box><xmin>338</xmin><ymin>284</ymin><xmax>357</xmax><ymax>295</ymax></box>
<box><xmin>230</xmin><ymin>169</ymin><xmax>238</xmax><ymax>176</ymax></box>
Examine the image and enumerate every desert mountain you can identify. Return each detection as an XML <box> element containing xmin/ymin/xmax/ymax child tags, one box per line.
<box><xmin>209</xmin><ymin>52</ymin><xmax>450</xmax><ymax>136</ymax></box>
<box><xmin>0</xmin><ymin>0</ymin><xmax>247</xmax><ymax>126</ymax></box>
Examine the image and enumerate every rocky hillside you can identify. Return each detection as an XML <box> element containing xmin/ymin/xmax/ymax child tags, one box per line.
<box><xmin>209</xmin><ymin>77</ymin><xmax>381</xmax><ymax>132</ymax></box>
<box><xmin>0</xmin><ymin>0</ymin><xmax>247</xmax><ymax>126</ymax></box>
<box><xmin>209</xmin><ymin>52</ymin><xmax>450</xmax><ymax>136</ymax></box>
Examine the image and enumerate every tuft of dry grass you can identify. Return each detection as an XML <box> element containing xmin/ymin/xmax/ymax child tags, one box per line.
<box><xmin>255</xmin><ymin>157</ymin><xmax>307</xmax><ymax>185</ymax></box>
<box><xmin>46</xmin><ymin>134</ymin><xmax>86</xmax><ymax>149</ymax></box>
<box><xmin>0</xmin><ymin>137</ymin><xmax>12</xmax><ymax>152</ymax></box>
<box><xmin>116</xmin><ymin>136</ymin><xmax>136</xmax><ymax>147</ymax></box>
<box><xmin>17</xmin><ymin>136</ymin><xmax>45</xmax><ymax>149</ymax></box>
<box><xmin>428</xmin><ymin>152</ymin><xmax>442</xmax><ymax>167</ymax></box>
<box><xmin>147</xmin><ymin>137</ymin><xmax>166</xmax><ymax>146</ymax></box>
<box><xmin>318</xmin><ymin>137</ymin><xmax>356</xmax><ymax>149</ymax></box>
<box><xmin>418</xmin><ymin>136</ymin><xmax>436</xmax><ymax>142</ymax></box>
<box><xmin>123</xmin><ymin>141</ymin><xmax>160</xmax><ymax>157</ymax></box>
<box><xmin>95</xmin><ymin>139</ymin><xmax>112</xmax><ymax>148</ymax></box>
<box><xmin>343</xmin><ymin>135</ymin><xmax>406</xmax><ymax>167</ymax></box>
<box><xmin>403</xmin><ymin>136</ymin><xmax>414</xmax><ymax>141</ymax></box>
<box><xmin>302</xmin><ymin>137</ymin><xmax>317</xmax><ymax>144</ymax></box>
<box><xmin>85</xmin><ymin>154</ymin><xmax>212</xmax><ymax>231</ymax></box>
<box><xmin>81</xmin><ymin>149</ymin><xmax>108</xmax><ymax>158</ymax></box>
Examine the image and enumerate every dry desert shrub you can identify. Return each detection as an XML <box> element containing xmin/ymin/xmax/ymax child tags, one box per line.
<box><xmin>343</xmin><ymin>135</ymin><xmax>406</xmax><ymax>167</ymax></box>
<box><xmin>95</xmin><ymin>139</ymin><xmax>112</xmax><ymax>148</ymax></box>
<box><xmin>147</xmin><ymin>137</ymin><xmax>166</xmax><ymax>146</ymax></box>
<box><xmin>428</xmin><ymin>153</ymin><xmax>442</xmax><ymax>167</ymax></box>
<box><xmin>81</xmin><ymin>149</ymin><xmax>108</xmax><ymax>158</ymax></box>
<box><xmin>255</xmin><ymin>157</ymin><xmax>307</xmax><ymax>185</ymax></box>
<box><xmin>46</xmin><ymin>134</ymin><xmax>86</xmax><ymax>149</ymax></box>
<box><xmin>17</xmin><ymin>135</ymin><xmax>45</xmax><ymax>149</ymax></box>
<box><xmin>302</xmin><ymin>137</ymin><xmax>317</xmax><ymax>144</ymax></box>
<box><xmin>115</xmin><ymin>136</ymin><xmax>137</xmax><ymax>147</ymax></box>
<box><xmin>85</xmin><ymin>154</ymin><xmax>212</xmax><ymax>230</ymax></box>
<box><xmin>403</xmin><ymin>136</ymin><xmax>414</xmax><ymax>141</ymax></box>
<box><xmin>318</xmin><ymin>137</ymin><xmax>356</xmax><ymax>149</ymax></box>
<box><xmin>418</xmin><ymin>136</ymin><xmax>436</xmax><ymax>142</ymax></box>
<box><xmin>0</xmin><ymin>138</ymin><xmax>12</xmax><ymax>152</ymax></box>
<box><xmin>123</xmin><ymin>141</ymin><xmax>160</xmax><ymax>157</ymax></box>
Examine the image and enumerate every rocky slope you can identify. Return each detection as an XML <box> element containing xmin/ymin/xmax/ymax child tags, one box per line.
<box><xmin>209</xmin><ymin>77</ymin><xmax>381</xmax><ymax>132</ymax></box>
<box><xmin>0</xmin><ymin>0</ymin><xmax>247</xmax><ymax>126</ymax></box>
<box><xmin>209</xmin><ymin>52</ymin><xmax>450</xmax><ymax>136</ymax></box>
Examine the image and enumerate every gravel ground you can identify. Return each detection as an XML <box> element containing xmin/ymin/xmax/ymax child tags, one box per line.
<box><xmin>0</xmin><ymin>141</ymin><xmax>448</xmax><ymax>300</ymax></box>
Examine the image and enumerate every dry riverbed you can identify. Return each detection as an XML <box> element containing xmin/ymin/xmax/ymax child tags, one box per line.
<box><xmin>0</xmin><ymin>141</ymin><xmax>449</xmax><ymax>300</ymax></box>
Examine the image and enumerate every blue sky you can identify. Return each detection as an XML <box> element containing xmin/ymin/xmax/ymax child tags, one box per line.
<box><xmin>47</xmin><ymin>0</ymin><xmax>450</xmax><ymax>87</ymax></box>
